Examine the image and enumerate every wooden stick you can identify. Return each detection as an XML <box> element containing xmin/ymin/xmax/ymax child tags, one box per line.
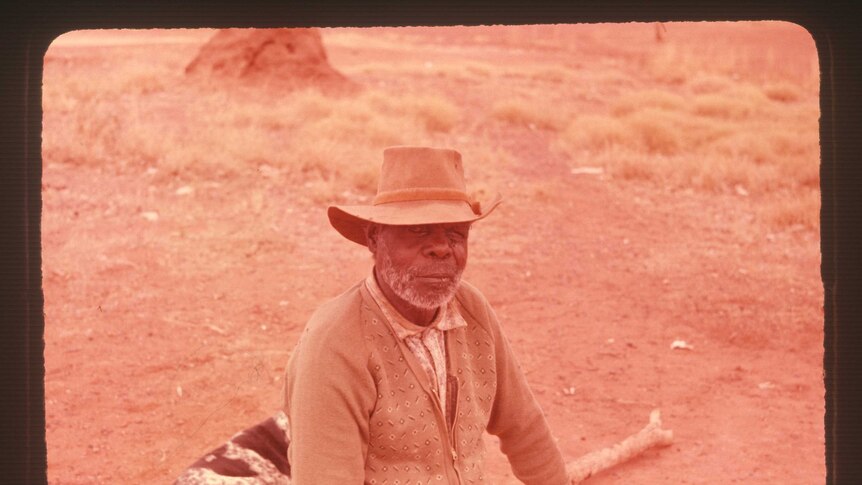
<box><xmin>566</xmin><ymin>408</ymin><xmax>674</xmax><ymax>483</ymax></box>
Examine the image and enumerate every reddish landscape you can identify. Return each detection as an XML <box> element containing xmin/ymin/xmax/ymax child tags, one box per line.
<box><xmin>41</xmin><ymin>23</ymin><xmax>823</xmax><ymax>483</ymax></box>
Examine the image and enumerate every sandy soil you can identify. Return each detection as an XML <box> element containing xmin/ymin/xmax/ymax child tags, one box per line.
<box><xmin>42</xmin><ymin>23</ymin><xmax>823</xmax><ymax>484</ymax></box>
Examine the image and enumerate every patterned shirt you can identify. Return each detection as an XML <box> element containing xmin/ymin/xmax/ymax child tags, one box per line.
<box><xmin>364</xmin><ymin>273</ymin><xmax>467</xmax><ymax>420</ymax></box>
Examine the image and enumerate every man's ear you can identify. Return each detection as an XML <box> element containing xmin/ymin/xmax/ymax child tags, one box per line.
<box><xmin>365</xmin><ymin>223</ymin><xmax>379</xmax><ymax>253</ymax></box>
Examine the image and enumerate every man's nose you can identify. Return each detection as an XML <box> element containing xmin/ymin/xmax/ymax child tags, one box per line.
<box><xmin>423</xmin><ymin>231</ymin><xmax>452</xmax><ymax>258</ymax></box>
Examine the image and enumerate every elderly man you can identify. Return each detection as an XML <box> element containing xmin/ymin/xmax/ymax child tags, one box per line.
<box><xmin>284</xmin><ymin>146</ymin><xmax>569</xmax><ymax>484</ymax></box>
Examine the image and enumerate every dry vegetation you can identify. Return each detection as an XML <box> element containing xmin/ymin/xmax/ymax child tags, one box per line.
<box><xmin>43</xmin><ymin>22</ymin><xmax>819</xmax><ymax>230</ymax></box>
<box><xmin>43</xmin><ymin>83</ymin><xmax>460</xmax><ymax>202</ymax></box>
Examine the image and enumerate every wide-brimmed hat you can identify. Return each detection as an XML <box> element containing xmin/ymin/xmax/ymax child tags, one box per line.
<box><xmin>328</xmin><ymin>146</ymin><xmax>502</xmax><ymax>246</ymax></box>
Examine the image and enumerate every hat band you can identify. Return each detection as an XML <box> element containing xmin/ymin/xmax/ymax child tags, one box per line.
<box><xmin>373</xmin><ymin>188</ymin><xmax>471</xmax><ymax>206</ymax></box>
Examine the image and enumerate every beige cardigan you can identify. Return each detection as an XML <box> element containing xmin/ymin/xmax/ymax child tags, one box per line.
<box><xmin>284</xmin><ymin>279</ymin><xmax>569</xmax><ymax>484</ymax></box>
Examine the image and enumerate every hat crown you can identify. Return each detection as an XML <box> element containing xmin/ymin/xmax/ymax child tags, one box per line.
<box><xmin>328</xmin><ymin>145</ymin><xmax>501</xmax><ymax>246</ymax></box>
<box><xmin>378</xmin><ymin>147</ymin><xmax>466</xmax><ymax>196</ymax></box>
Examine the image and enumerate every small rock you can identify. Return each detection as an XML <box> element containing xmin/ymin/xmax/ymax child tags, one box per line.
<box><xmin>258</xmin><ymin>164</ymin><xmax>280</xmax><ymax>178</ymax></box>
<box><xmin>141</xmin><ymin>211</ymin><xmax>159</xmax><ymax>222</ymax></box>
<box><xmin>175</xmin><ymin>186</ymin><xmax>194</xmax><ymax>196</ymax></box>
<box><xmin>671</xmin><ymin>340</ymin><xmax>693</xmax><ymax>350</ymax></box>
<box><xmin>570</xmin><ymin>166</ymin><xmax>604</xmax><ymax>175</ymax></box>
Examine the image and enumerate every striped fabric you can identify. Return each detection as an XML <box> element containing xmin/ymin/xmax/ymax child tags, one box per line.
<box><xmin>174</xmin><ymin>412</ymin><xmax>291</xmax><ymax>485</ymax></box>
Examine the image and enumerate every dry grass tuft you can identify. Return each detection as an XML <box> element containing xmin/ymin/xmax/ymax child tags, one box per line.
<box><xmin>561</xmin><ymin>109</ymin><xmax>685</xmax><ymax>156</ymax></box>
<box><xmin>622</xmin><ymin>109</ymin><xmax>684</xmax><ymax>155</ymax></box>
<box><xmin>605</xmin><ymin>150</ymin><xmax>660</xmax><ymax>183</ymax></box>
<box><xmin>560</xmin><ymin>115</ymin><xmax>629</xmax><ymax>152</ymax></box>
<box><xmin>491</xmin><ymin>99</ymin><xmax>566</xmax><ymax>131</ymax></box>
<box><xmin>710</xmin><ymin>132</ymin><xmax>775</xmax><ymax>165</ymax></box>
<box><xmin>344</xmin><ymin>60</ymin><xmax>496</xmax><ymax>84</ymax></box>
<box><xmin>762</xmin><ymin>81</ymin><xmax>804</xmax><ymax>103</ymax></box>
<box><xmin>761</xmin><ymin>189</ymin><xmax>820</xmax><ymax>230</ymax></box>
<box><xmin>525</xmin><ymin>66</ymin><xmax>576</xmax><ymax>83</ymax></box>
<box><xmin>405</xmin><ymin>97</ymin><xmax>461</xmax><ymax>132</ymax></box>
<box><xmin>611</xmin><ymin>90</ymin><xmax>687</xmax><ymax>117</ymax></box>
<box><xmin>646</xmin><ymin>43</ymin><xmax>699</xmax><ymax>85</ymax></box>
<box><xmin>688</xmin><ymin>73</ymin><xmax>736</xmax><ymax>95</ymax></box>
<box><xmin>692</xmin><ymin>93</ymin><xmax>760</xmax><ymax>120</ymax></box>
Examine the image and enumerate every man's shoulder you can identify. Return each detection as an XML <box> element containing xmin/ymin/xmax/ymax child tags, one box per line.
<box><xmin>455</xmin><ymin>279</ymin><xmax>487</xmax><ymax>302</ymax></box>
<box><xmin>288</xmin><ymin>280</ymin><xmax>373</xmax><ymax>382</ymax></box>
<box><xmin>304</xmin><ymin>280</ymin><xmax>366</xmax><ymax>338</ymax></box>
<box><xmin>454</xmin><ymin>279</ymin><xmax>494</xmax><ymax>323</ymax></box>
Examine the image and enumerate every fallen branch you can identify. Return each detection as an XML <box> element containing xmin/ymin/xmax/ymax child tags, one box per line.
<box><xmin>566</xmin><ymin>408</ymin><xmax>674</xmax><ymax>483</ymax></box>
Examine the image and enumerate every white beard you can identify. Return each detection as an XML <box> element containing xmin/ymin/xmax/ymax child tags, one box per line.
<box><xmin>375</xmin><ymin>239</ymin><xmax>464</xmax><ymax>310</ymax></box>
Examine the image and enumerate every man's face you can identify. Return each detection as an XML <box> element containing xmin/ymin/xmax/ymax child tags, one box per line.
<box><xmin>370</xmin><ymin>222</ymin><xmax>470</xmax><ymax>310</ymax></box>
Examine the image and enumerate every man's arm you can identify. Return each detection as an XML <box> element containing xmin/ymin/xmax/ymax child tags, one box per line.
<box><xmin>482</xmin><ymin>302</ymin><xmax>570</xmax><ymax>485</ymax></box>
<box><xmin>284</xmin><ymin>302</ymin><xmax>376</xmax><ymax>484</ymax></box>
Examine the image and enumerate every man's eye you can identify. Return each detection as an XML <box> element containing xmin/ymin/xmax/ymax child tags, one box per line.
<box><xmin>408</xmin><ymin>226</ymin><xmax>429</xmax><ymax>235</ymax></box>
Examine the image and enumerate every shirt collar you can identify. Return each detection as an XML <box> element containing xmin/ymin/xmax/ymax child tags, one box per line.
<box><xmin>365</xmin><ymin>272</ymin><xmax>467</xmax><ymax>340</ymax></box>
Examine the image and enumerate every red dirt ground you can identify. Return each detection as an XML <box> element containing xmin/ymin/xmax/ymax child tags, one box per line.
<box><xmin>41</xmin><ymin>23</ymin><xmax>823</xmax><ymax>484</ymax></box>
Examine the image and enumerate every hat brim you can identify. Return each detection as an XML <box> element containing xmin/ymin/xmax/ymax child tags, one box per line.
<box><xmin>328</xmin><ymin>196</ymin><xmax>502</xmax><ymax>246</ymax></box>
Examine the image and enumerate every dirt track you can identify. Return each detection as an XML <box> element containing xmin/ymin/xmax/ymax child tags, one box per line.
<box><xmin>42</xmin><ymin>24</ymin><xmax>823</xmax><ymax>484</ymax></box>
